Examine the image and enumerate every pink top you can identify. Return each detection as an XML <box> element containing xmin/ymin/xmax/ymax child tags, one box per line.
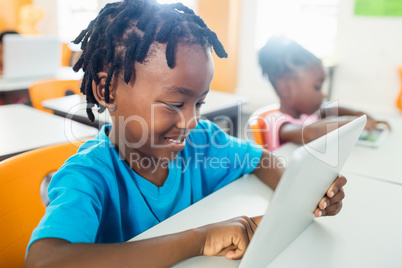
<box><xmin>261</xmin><ymin>111</ymin><xmax>319</xmax><ymax>151</ymax></box>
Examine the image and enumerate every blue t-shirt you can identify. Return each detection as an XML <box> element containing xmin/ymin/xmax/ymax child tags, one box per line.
<box><xmin>28</xmin><ymin>120</ymin><xmax>262</xmax><ymax>249</ymax></box>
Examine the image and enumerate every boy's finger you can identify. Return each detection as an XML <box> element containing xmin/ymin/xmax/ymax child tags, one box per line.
<box><xmin>226</xmin><ymin>247</ymin><xmax>246</xmax><ymax>260</ymax></box>
<box><xmin>320</xmin><ymin>187</ymin><xmax>345</xmax><ymax>209</ymax></box>
<box><xmin>318</xmin><ymin>196</ymin><xmax>330</xmax><ymax>210</ymax></box>
<box><xmin>314</xmin><ymin>208</ymin><xmax>323</xmax><ymax>217</ymax></box>
<box><xmin>237</xmin><ymin>216</ymin><xmax>256</xmax><ymax>241</ymax></box>
<box><xmin>324</xmin><ymin>201</ymin><xmax>343</xmax><ymax>216</ymax></box>
<box><xmin>250</xmin><ymin>215</ymin><xmax>262</xmax><ymax>226</ymax></box>
<box><xmin>327</xmin><ymin>176</ymin><xmax>347</xmax><ymax>198</ymax></box>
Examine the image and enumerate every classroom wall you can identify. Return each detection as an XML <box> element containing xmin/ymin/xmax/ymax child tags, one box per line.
<box><xmin>198</xmin><ymin>0</ymin><xmax>241</xmax><ymax>93</ymax></box>
<box><xmin>236</xmin><ymin>0</ymin><xmax>402</xmax><ymax>115</ymax></box>
<box><xmin>236</xmin><ymin>0</ymin><xmax>279</xmax><ymax>114</ymax></box>
<box><xmin>332</xmin><ymin>0</ymin><xmax>402</xmax><ymax>115</ymax></box>
<box><xmin>0</xmin><ymin>0</ymin><xmax>32</xmax><ymax>32</ymax></box>
<box><xmin>32</xmin><ymin>0</ymin><xmax>58</xmax><ymax>35</ymax></box>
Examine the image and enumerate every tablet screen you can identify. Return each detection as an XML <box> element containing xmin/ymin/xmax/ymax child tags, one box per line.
<box><xmin>359</xmin><ymin>129</ymin><xmax>383</xmax><ymax>142</ymax></box>
<box><xmin>357</xmin><ymin>128</ymin><xmax>388</xmax><ymax>147</ymax></box>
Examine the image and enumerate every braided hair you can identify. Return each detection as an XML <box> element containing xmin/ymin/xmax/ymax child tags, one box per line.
<box><xmin>258</xmin><ymin>35</ymin><xmax>321</xmax><ymax>90</ymax></box>
<box><xmin>73</xmin><ymin>0</ymin><xmax>227</xmax><ymax>122</ymax></box>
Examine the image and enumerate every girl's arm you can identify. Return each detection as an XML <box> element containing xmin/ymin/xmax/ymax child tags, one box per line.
<box><xmin>320</xmin><ymin>106</ymin><xmax>365</xmax><ymax>118</ymax></box>
<box><xmin>25</xmin><ymin>216</ymin><xmax>261</xmax><ymax>268</ymax></box>
<box><xmin>252</xmin><ymin>149</ymin><xmax>346</xmax><ymax>217</ymax></box>
<box><xmin>320</xmin><ymin>106</ymin><xmax>391</xmax><ymax>130</ymax></box>
<box><xmin>279</xmin><ymin>118</ymin><xmax>352</xmax><ymax>145</ymax></box>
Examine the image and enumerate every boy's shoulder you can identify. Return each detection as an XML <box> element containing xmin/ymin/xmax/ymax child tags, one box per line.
<box><xmin>61</xmin><ymin>126</ymin><xmax>118</xmax><ymax>171</ymax></box>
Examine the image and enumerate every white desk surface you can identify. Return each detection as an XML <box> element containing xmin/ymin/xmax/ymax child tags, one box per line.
<box><xmin>273</xmin><ymin>115</ymin><xmax>402</xmax><ymax>185</ymax></box>
<box><xmin>343</xmin><ymin>115</ymin><xmax>402</xmax><ymax>183</ymax></box>
<box><xmin>43</xmin><ymin>94</ymin><xmax>112</xmax><ymax>126</ymax></box>
<box><xmin>0</xmin><ymin>104</ymin><xmax>98</xmax><ymax>158</ymax></box>
<box><xmin>42</xmin><ymin>90</ymin><xmax>248</xmax><ymax>124</ymax></box>
<box><xmin>0</xmin><ymin>67</ymin><xmax>83</xmax><ymax>92</ymax></box>
<box><xmin>130</xmin><ymin>173</ymin><xmax>402</xmax><ymax>268</ymax></box>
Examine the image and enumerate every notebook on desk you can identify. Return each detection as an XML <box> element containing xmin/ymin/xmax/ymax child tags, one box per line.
<box><xmin>173</xmin><ymin>115</ymin><xmax>366</xmax><ymax>268</ymax></box>
<box><xmin>1</xmin><ymin>35</ymin><xmax>60</xmax><ymax>80</ymax></box>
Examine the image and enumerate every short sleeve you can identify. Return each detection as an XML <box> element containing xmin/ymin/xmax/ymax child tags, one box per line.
<box><xmin>261</xmin><ymin>112</ymin><xmax>320</xmax><ymax>151</ymax></box>
<box><xmin>261</xmin><ymin>112</ymin><xmax>290</xmax><ymax>151</ymax></box>
<box><xmin>27</xmin><ymin>155</ymin><xmax>112</xmax><ymax>250</ymax></box>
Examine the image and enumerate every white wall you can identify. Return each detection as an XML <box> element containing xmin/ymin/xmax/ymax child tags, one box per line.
<box><xmin>236</xmin><ymin>0</ymin><xmax>279</xmax><ymax>114</ymax></box>
<box><xmin>236</xmin><ymin>0</ymin><xmax>402</xmax><ymax>116</ymax></box>
<box><xmin>33</xmin><ymin>0</ymin><xmax>58</xmax><ymax>35</ymax></box>
<box><xmin>332</xmin><ymin>0</ymin><xmax>402</xmax><ymax>115</ymax></box>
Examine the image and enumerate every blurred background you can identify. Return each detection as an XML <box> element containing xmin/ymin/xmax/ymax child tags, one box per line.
<box><xmin>1</xmin><ymin>0</ymin><xmax>402</xmax><ymax>115</ymax></box>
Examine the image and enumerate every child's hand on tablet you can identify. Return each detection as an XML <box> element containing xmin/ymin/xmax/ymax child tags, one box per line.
<box><xmin>314</xmin><ymin>175</ymin><xmax>347</xmax><ymax>217</ymax></box>
<box><xmin>365</xmin><ymin>115</ymin><xmax>391</xmax><ymax>131</ymax></box>
<box><xmin>199</xmin><ymin>216</ymin><xmax>260</xmax><ymax>260</ymax></box>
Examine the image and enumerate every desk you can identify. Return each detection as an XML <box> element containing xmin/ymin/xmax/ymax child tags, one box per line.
<box><xmin>273</xmin><ymin>115</ymin><xmax>402</xmax><ymax>185</ymax></box>
<box><xmin>0</xmin><ymin>67</ymin><xmax>83</xmax><ymax>92</ymax></box>
<box><xmin>42</xmin><ymin>91</ymin><xmax>248</xmax><ymax>137</ymax></box>
<box><xmin>0</xmin><ymin>104</ymin><xmax>98</xmax><ymax>161</ymax></box>
<box><xmin>342</xmin><ymin>115</ymin><xmax>402</xmax><ymax>184</ymax></box>
<box><xmin>0</xmin><ymin>67</ymin><xmax>83</xmax><ymax>105</ymax></box>
<box><xmin>129</xmin><ymin>173</ymin><xmax>402</xmax><ymax>268</ymax></box>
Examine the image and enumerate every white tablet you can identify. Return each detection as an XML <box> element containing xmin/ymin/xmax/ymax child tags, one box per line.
<box><xmin>238</xmin><ymin>115</ymin><xmax>367</xmax><ymax>268</ymax></box>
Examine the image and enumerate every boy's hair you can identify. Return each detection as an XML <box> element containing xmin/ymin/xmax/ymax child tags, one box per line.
<box><xmin>73</xmin><ymin>0</ymin><xmax>227</xmax><ymax>122</ymax></box>
<box><xmin>258</xmin><ymin>35</ymin><xmax>321</xmax><ymax>90</ymax></box>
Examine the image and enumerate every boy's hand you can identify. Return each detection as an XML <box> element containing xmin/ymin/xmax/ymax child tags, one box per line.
<box><xmin>199</xmin><ymin>216</ymin><xmax>262</xmax><ymax>260</ymax></box>
<box><xmin>314</xmin><ymin>175</ymin><xmax>347</xmax><ymax>217</ymax></box>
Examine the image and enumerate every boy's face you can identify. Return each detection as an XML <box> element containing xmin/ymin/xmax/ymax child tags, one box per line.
<box><xmin>290</xmin><ymin>63</ymin><xmax>326</xmax><ymax>115</ymax></box>
<box><xmin>109</xmin><ymin>43</ymin><xmax>214</xmax><ymax>164</ymax></box>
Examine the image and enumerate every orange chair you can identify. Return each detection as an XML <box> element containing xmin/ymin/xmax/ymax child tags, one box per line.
<box><xmin>0</xmin><ymin>140</ymin><xmax>87</xmax><ymax>268</ymax></box>
<box><xmin>61</xmin><ymin>43</ymin><xmax>73</xmax><ymax>67</ymax></box>
<box><xmin>396</xmin><ymin>66</ymin><xmax>402</xmax><ymax>112</ymax></box>
<box><xmin>28</xmin><ymin>79</ymin><xmax>81</xmax><ymax>113</ymax></box>
<box><xmin>248</xmin><ymin>104</ymin><xmax>280</xmax><ymax>148</ymax></box>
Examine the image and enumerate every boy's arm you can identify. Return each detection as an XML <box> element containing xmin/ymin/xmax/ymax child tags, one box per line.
<box><xmin>25</xmin><ymin>232</ymin><xmax>203</xmax><ymax>268</ymax></box>
<box><xmin>25</xmin><ymin>216</ymin><xmax>261</xmax><ymax>267</ymax></box>
<box><xmin>251</xmin><ymin>149</ymin><xmax>284</xmax><ymax>190</ymax></box>
<box><xmin>252</xmin><ymin>149</ymin><xmax>346</xmax><ymax>217</ymax></box>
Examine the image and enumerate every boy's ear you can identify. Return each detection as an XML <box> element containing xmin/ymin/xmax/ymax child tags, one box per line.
<box><xmin>92</xmin><ymin>72</ymin><xmax>116</xmax><ymax>107</ymax></box>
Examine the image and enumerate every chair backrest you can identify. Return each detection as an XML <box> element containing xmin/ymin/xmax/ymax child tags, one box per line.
<box><xmin>61</xmin><ymin>43</ymin><xmax>73</xmax><ymax>67</ymax></box>
<box><xmin>0</xmin><ymin>140</ymin><xmax>87</xmax><ymax>267</ymax></box>
<box><xmin>396</xmin><ymin>66</ymin><xmax>402</xmax><ymax>112</ymax></box>
<box><xmin>28</xmin><ymin>79</ymin><xmax>81</xmax><ymax>113</ymax></box>
<box><xmin>248</xmin><ymin>104</ymin><xmax>280</xmax><ymax>147</ymax></box>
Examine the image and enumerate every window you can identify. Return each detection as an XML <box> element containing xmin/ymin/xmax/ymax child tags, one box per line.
<box><xmin>255</xmin><ymin>0</ymin><xmax>339</xmax><ymax>58</ymax></box>
<box><xmin>58</xmin><ymin>0</ymin><xmax>198</xmax><ymax>45</ymax></box>
<box><xmin>58</xmin><ymin>0</ymin><xmax>98</xmax><ymax>44</ymax></box>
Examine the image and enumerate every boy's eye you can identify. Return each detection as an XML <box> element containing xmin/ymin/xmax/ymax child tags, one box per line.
<box><xmin>315</xmin><ymin>86</ymin><xmax>322</xmax><ymax>91</ymax></box>
<box><xmin>164</xmin><ymin>102</ymin><xmax>184</xmax><ymax>111</ymax></box>
<box><xmin>196</xmin><ymin>101</ymin><xmax>206</xmax><ymax>109</ymax></box>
